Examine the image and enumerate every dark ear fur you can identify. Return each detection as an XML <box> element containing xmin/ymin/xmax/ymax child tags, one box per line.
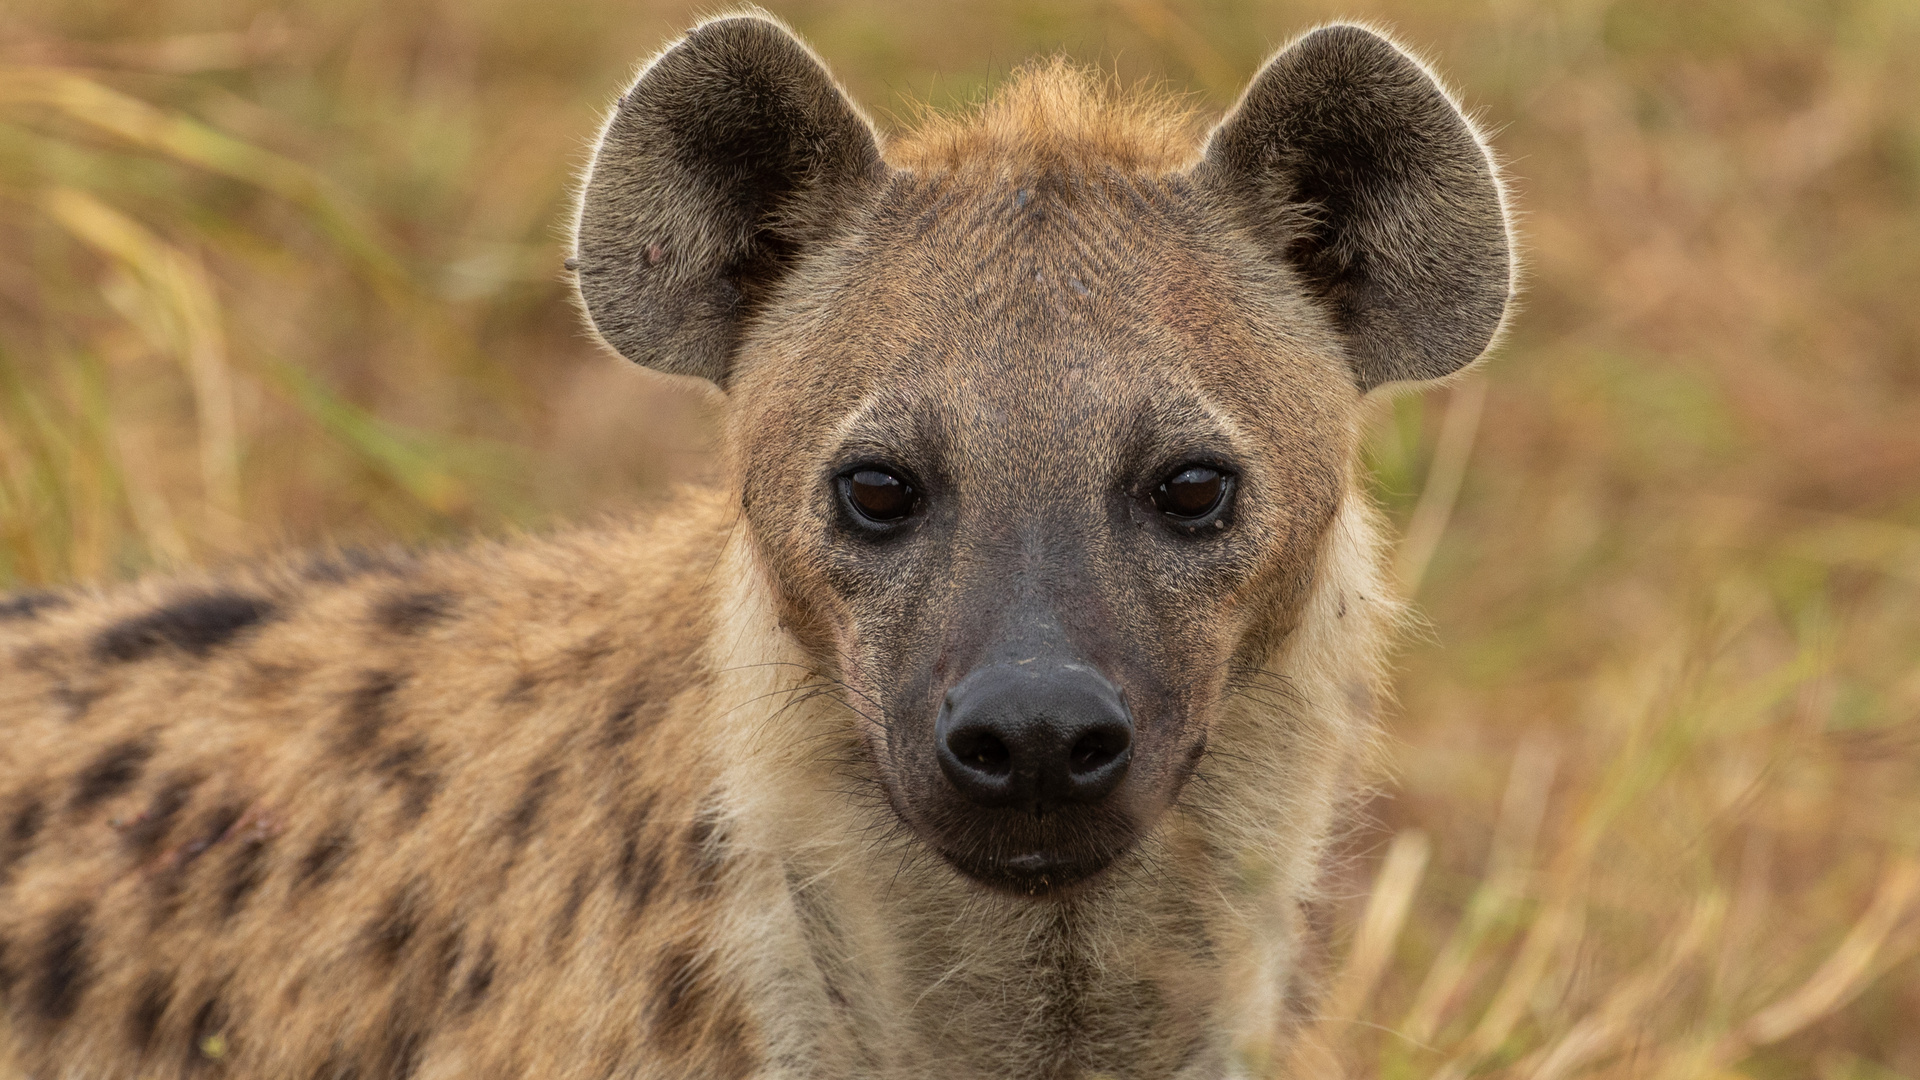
<box><xmin>572</xmin><ymin>15</ymin><xmax>884</xmax><ymax>387</ymax></box>
<box><xmin>1199</xmin><ymin>24</ymin><xmax>1513</xmax><ymax>390</ymax></box>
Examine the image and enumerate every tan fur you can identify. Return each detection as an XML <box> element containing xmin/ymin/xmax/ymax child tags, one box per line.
<box><xmin>887</xmin><ymin>61</ymin><xmax>1206</xmax><ymax>174</ymax></box>
<box><xmin>2</xmin><ymin>14</ymin><xmax>1503</xmax><ymax>1079</ymax></box>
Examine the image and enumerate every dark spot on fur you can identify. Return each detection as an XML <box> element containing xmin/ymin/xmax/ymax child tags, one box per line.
<box><xmin>432</xmin><ymin>927</ymin><xmax>464</xmax><ymax>993</ymax></box>
<box><xmin>94</xmin><ymin>592</ymin><xmax>277</xmax><ymax>663</ymax></box>
<box><xmin>568</xmin><ymin>633</ymin><xmax>616</xmax><ymax>671</ymax></box>
<box><xmin>458</xmin><ymin>940</ymin><xmax>496</xmax><ymax>1014</ymax></box>
<box><xmin>130</xmin><ymin>970</ymin><xmax>175</xmax><ymax>1051</ymax></box>
<box><xmin>0</xmin><ymin>934</ymin><xmax>13</xmax><ymax>993</ymax></box>
<box><xmin>187</xmin><ymin>989</ymin><xmax>230</xmax><ymax>1068</ymax></box>
<box><xmin>373</xmin><ymin>591</ymin><xmax>456</xmax><ymax>635</ymax></box>
<box><xmin>367</xmin><ymin>882</ymin><xmax>422</xmax><ymax>967</ymax></box>
<box><xmin>194</xmin><ymin>803</ymin><xmax>247</xmax><ymax>857</ymax></box>
<box><xmin>0</xmin><ymin>590</ymin><xmax>67</xmax><ymax>621</ymax></box>
<box><xmin>616</xmin><ymin>839</ymin><xmax>666</xmax><ymax>915</ymax></box>
<box><xmin>600</xmin><ymin>684</ymin><xmax>668</xmax><ymax>749</ymax></box>
<box><xmin>501</xmin><ymin>671</ymin><xmax>540</xmax><ymax>703</ymax></box>
<box><xmin>504</xmin><ymin>766</ymin><xmax>559</xmax><ymax>848</ymax></box>
<box><xmin>219</xmin><ymin>831</ymin><xmax>272</xmax><ymax>920</ymax></box>
<box><xmin>296</xmin><ymin>828</ymin><xmax>351</xmax><ymax>890</ymax></box>
<box><xmin>651</xmin><ymin>943</ymin><xmax>746</xmax><ymax>1059</ymax></box>
<box><xmin>551</xmin><ymin>869</ymin><xmax>593</xmax><ymax>950</ymax></box>
<box><xmin>338</xmin><ymin>670</ymin><xmax>405</xmax><ymax>756</ymax></box>
<box><xmin>685</xmin><ymin>807</ymin><xmax>731</xmax><ymax>890</ymax></box>
<box><xmin>375</xmin><ymin>1010</ymin><xmax>428</xmax><ymax>1080</ymax></box>
<box><xmin>49</xmin><ymin>679</ymin><xmax>102</xmax><ymax>721</ymax></box>
<box><xmin>33</xmin><ymin>902</ymin><xmax>93</xmax><ymax>1022</ymax></box>
<box><xmin>150</xmin><ymin>802</ymin><xmax>245</xmax><ymax>924</ymax></box>
<box><xmin>652</xmin><ymin>945</ymin><xmax>704</xmax><ymax>1034</ymax></box>
<box><xmin>8</xmin><ymin>794</ymin><xmax>45</xmax><ymax>845</ymax></box>
<box><xmin>600</xmin><ymin>698</ymin><xmax>641</xmax><ymax>747</ymax></box>
<box><xmin>71</xmin><ymin>737</ymin><xmax>156</xmax><ymax>811</ymax></box>
<box><xmin>2</xmin><ymin>793</ymin><xmax>46</xmax><ymax>881</ymax></box>
<box><xmin>615</xmin><ymin>798</ymin><xmax>666</xmax><ymax>916</ymax></box>
<box><xmin>374</xmin><ymin>739</ymin><xmax>439</xmax><ymax>823</ymax></box>
<box><xmin>122</xmin><ymin>773</ymin><xmax>202</xmax><ymax>856</ymax></box>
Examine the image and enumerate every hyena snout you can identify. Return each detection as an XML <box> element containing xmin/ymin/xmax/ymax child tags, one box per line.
<box><xmin>935</xmin><ymin>662</ymin><xmax>1134</xmax><ymax>814</ymax></box>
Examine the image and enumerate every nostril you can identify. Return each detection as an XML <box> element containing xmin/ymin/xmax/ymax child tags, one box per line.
<box><xmin>949</xmin><ymin>728</ymin><xmax>1012</xmax><ymax>777</ymax></box>
<box><xmin>1068</xmin><ymin>724</ymin><xmax>1131</xmax><ymax>777</ymax></box>
<box><xmin>1068</xmin><ymin>732</ymin><xmax>1119</xmax><ymax>774</ymax></box>
<box><xmin>938</xmin><ymin>719</ymin><xmax>1020</xmax><ymax>807</ymax></box>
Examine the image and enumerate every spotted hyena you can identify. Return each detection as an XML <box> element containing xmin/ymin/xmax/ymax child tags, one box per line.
<box><xmin>0</xmin><ymin>13</ymin><xmax>1510</xmax><ymax>1080</ymax></box>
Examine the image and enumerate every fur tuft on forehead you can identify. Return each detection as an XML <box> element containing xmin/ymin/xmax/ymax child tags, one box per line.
<box><xmin>886</xmin><ymin>59</ymin><xmax>1207</xmax><ymax>175</ymax></box>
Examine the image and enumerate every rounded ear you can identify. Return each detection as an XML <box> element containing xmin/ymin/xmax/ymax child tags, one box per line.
<box><xmin>1196</xmin><ymin>24</ymin><xmax>1513</xmax><ymax>391</ymax></box>
<box><xmin>571</xmin><ymin>16</ymin><xmax>885</xmax><ymax>388</ymax></box>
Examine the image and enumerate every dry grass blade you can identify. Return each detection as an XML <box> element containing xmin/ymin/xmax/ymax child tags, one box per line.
<box><xmin>260</xmin><ymin>359</ymin><xmax>474</xmax><ymax>518</ymax></box>
<box><xmin>0</xmin><ymin>66</ymin><xmax>406</xmax><ymax>291</ymax></box>
<box><xmin>1429</xmin><ymin>888</ymin><xmax>1584</xmax><ymax>1080</ymax></box>
<box><xmin>1402</xmin><ymin>736</ymin><xmax>1559</xmax><ymax>1045</ymax></box>
<box><xmin>1394</xmin><ymin>375</ymin><xmax>1486</xmax><ymax>597</ymax></box>
<box><xmin>1714</xmin><ymin>857</ymin><xmax>1920</xmax><ymax>1065</ymax></box>
<box><xmin>1426</xmin><ymin>715</ymin><xmax>1653</xmax><ymax>1080</ymax></box>
<box><xmin>1330</xmin><ymin>829</ymin><xmax>1434</xmax><ymax>1024</ymax></box>
<box><xmin>1523</xmin><ymin>891</ymin><xmax>1725</xmax><ymax>1080</ymax></box>
<box><xmin>1294</xmin><ymin>830</ymin><xmax>1435</xmax><ymax>1077</ymax></box>
<box><xmin>41</xmin><ymin>186</ymin><xmax>240</xmax><ymax>544</ymax></box>
<box><xmin>1313</xmin><ymin>826</ymin><xmax>1436</xmax><ymax>1060</ymax></box>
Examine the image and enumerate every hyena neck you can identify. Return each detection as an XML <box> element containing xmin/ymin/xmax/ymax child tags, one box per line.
<box><xmin>701</xmin><ymin>498</ymin><xmax>1391</xmax><ymax>1078</ymax></box>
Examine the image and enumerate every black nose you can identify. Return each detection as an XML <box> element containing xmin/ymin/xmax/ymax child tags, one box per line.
<box><xmin>935</xmin><ymin>663</ymin><xmax>1133</xmax><ymax>813</ymax></box>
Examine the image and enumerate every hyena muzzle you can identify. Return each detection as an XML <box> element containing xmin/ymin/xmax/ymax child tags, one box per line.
<box><xmin>0</xmin><ymin>12</ymin><xmax>1510</xmax><ymax>1080</ymax></box>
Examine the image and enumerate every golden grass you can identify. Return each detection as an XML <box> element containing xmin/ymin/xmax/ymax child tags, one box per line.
<box><xmin>3</xmin><ymin>0</ymin><xmax>1917</xmax><ymax>1076</ymax></box>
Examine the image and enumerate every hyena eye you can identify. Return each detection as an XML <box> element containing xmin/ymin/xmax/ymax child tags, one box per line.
<box><xmin>1152</xmin><ymin>465</ymin><xmax>1232</xmax><ymax>523</ymax></box>
<box><xmin>841</xmin><ymin>468</ymin><xmax>917</xmax><ymax>524</ymax></box>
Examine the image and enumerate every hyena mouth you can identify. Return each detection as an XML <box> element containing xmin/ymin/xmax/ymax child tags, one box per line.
<box><xmin>932</xmin><ymin>809</ymin><xmax>1142</xmax><ymax>896</ymax></box>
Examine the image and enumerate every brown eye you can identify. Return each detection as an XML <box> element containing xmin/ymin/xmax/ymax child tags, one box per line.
<box><xmin>843</xmin><ymin>468</ymin><xmax>916</xmax><ymax>523</ymax></box>
<box><xmin>1153</xmin><ymin>466</ymin><xmax>1228</xmax><ymax>521</ymax></box>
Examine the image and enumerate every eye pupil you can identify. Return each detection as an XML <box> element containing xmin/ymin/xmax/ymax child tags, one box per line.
<box><xmin>846</xmin><ymin>469</ymin><xmax>915</xmax><ymax>523</ymax></box>
<box><xmin>1154</xmin><ymin>466</ymin><xmax>1226</xmax><ymax>520</ymax></box>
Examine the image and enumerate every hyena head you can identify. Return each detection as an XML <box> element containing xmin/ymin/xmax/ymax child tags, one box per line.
<box><xmin>574</xmin><ymin>16</ymin><xmax>1509</xmax><ymax>896</ymax></box>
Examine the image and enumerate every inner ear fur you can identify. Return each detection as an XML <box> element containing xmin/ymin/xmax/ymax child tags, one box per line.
<box><xmin>1198</xmin><ymin>24</ymin><xmax>1513</xmax><ymax>391</ymax></box>
<box><xmin>572</xmin><ymin>15</ymin><xmax>885</xmax><ymax>388</ymax></box>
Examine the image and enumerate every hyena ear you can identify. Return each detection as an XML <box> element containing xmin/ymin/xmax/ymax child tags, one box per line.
<box><xmin>1198</xmin><ymin>24</ymin><xmax>1513</xmax><ymax>391</ymax></box>
<box><xmin>572</xmin><ymin>15</ymin><xmax>885</xmax><ymax>388</ymax></box>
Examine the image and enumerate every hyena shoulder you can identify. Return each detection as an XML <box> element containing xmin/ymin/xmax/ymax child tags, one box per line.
<box><xmin>0</xmin><ymin>492</ymin><xmax>761</xmax><ymax>1078</ymax></box>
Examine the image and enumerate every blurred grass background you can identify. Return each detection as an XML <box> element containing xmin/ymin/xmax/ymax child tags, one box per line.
<box><xmin>2</xmin><ymin>0</ymin><xmax>1918</xmax><ymax>1076</ymax></box>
